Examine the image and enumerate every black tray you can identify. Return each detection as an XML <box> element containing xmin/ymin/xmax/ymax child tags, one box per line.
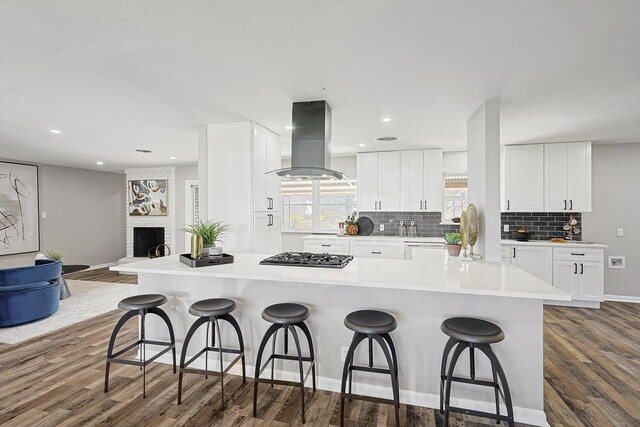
<box><xmin>180</xmin><ymin>253</ymin><xmax>234</xmax><ymax>268</ymax></box>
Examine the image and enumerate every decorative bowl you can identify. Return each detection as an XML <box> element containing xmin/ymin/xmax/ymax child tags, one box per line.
<box><xmin>511</xmin><ymin>230</ymin><xmax>533</xmax><ymax>241</ymax></box>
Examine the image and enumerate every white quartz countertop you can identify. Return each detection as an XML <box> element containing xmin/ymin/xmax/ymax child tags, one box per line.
<box><xmin>501</xmin><ymin>239</ymin><xmax>607</xmax><ymax>248</ymax></box>
<box><xmin>113</xmin><ymin>251</ymin><xmax>570</xmax><ymax>301</ymax></box>
<box><xmin>303</xmin><ymin>234</ymin><xmax>445</xmax><ymax>243</ymax></box>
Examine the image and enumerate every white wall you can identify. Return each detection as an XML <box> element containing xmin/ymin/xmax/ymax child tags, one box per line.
<box><xmin>443</xmin><ymin>151</ymin><xmax>467</xmax><ymax>174</ymax></box>
<box><xmin>582</xmin><ymin>143</ymin><xmax>640</xmax><ymax>299</ymax></box>
<box><xmin>0</xmin><ymin>160</ymin><xmax>126</xmax><ymax>268</ymax></box>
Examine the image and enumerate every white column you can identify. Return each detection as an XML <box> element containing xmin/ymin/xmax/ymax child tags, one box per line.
<box><xmin>467</xmin><ymin>100</ymin><xmax>501</xmax><ymax>262</ymax></box>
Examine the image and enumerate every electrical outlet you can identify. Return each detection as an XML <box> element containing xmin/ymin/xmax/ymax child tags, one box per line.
<box><xmin>617</xmin><ymin>228</ymin><xmax>624</xmax><ymax>237</ymax></box>
<box><xmin>379</xmin><ymin>224</ymin><xmax>384</xmax><ymax>231</ymax></box>
<box><xmin>41</xmin><ymin>211</ymin><xmax>47</xmax><ymax>219</ymax></box>
<box><xmin>503</xmin><ymin>224</ymin><xmax>509</xmax><ymax>232</ymax></box>
<box><xmin>341</xmin><ymin>346</ymin><xmax>349</xmax><ymax>362</ymax></box>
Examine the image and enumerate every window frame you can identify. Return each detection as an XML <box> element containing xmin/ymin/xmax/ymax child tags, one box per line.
<box><xmin>441</xmin><ymin>173</ymin><xmax>468</xmax><ymax>224</ymax></box>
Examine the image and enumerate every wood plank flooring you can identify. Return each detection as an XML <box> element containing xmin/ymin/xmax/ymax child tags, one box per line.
<box><xmin>0</xmin><ymin>302</ymin><xmax>637</xmax><ymax>426</ymax></box>
<box><xmin>65</xmin><ymin>267</ymin><xmax>138</xmax><ymax>284</ymax></box>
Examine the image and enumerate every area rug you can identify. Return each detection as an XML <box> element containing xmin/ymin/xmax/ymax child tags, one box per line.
<box><xmin>0</xmin><ymin>279</ymin><xmax>137</xmax><ymax>344</ymax></box>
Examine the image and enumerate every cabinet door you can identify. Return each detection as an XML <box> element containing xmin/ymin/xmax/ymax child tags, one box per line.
<box><xmin>253</xmin><ymin>125</ymin><xmax>269</xmax><ymax>212</ymax></box>
<box><xmin>504</xmin><ymin>145</ymin><xmax>544</xmax><ymax>212</ymax></box>
<box><xmin>377</xmin><ymin>151</ymin><xmax>401</xmax><ymax>211</ymax></box>
<box><xmin>423</xmin><ymin>150</ymin><xmax>443</xmax><ymax>212</ymax></box>
<box><xmin>266</xmin><ymin>214</ymin><xmax>282</xmax><ymax>254</ymax></box>
<box><xmin>553</xmin><ymin>260</ymin><xmax>577</xmax><ymax>297</ymax></box>
<box><xmin>357</xmin><ymin>153</ymin><xmax>379</xmax><ymax>211</ymax></box>
<box><xmin>511</xmin><ymin>246</ymin><xmax>553</xmax><ymax>284</ymax></box>
<box><xmin>266</xmin><ymin>132</ymin><xmax>282</xmax><ymax>211</ymax></box>
<box><xmin>253</xmin><ymin>212</ymin><xmax>268</xmax><ymax>253</ymax></box>
<box><xmin>400</xmin><ymin>151</ymin><xmax>424</xmax><ymax>211</ymax></box>
<box><xmin>566</xmin><ymin>142</ymin><xmax>591</xmax><ymax>212</ymax></box>
<box><xmin>577</xmin><ymin>262</ymin><xmax>603</xmax><ymax>301</ymax></box>
<box><xmin>544</xmin><ymin>143</ymin><xmax>568</xmax><ymax>212</ymax></box>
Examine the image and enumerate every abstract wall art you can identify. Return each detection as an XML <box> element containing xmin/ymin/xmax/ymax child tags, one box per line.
<box><xmin>128</xmin><ymin>179</ymin><xmax>168</xmax><ymax>216</ymax></box>
<box><xmin>0</xmin><ymin>162</ymin><xmax>40</xmax><ymax>256</ymax></box>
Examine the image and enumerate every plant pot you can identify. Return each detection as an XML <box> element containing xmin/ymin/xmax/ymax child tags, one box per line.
<box><xmin>203</xmin><ymin>244</ymin><xmax>224</xmax><ymax>257</ymax></box>
<box><xmin>446</xmin><ymin>244</ymin><xmax>462</xmax><ymax>256</ymax></box>
<box><xmin>345</xmin><ymin>224</ymin><xmax>359</xmax><ymax>236</ymax></box>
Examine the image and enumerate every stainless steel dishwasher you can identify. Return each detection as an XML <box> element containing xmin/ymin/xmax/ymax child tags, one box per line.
<box><xmin>403</xmin><ymin>241</ymin><xmax>445</xmax><ymax>260</ymax></box>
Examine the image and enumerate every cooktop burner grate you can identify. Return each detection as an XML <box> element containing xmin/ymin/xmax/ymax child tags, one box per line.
<box><xmin>260</xmin><ymin>252</ymin><xmax>353</xmax><ymax>269</ymax></box>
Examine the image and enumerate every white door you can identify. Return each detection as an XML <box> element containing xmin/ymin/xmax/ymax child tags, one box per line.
<box><xmin>266</xmin><ymin>213</ymin><xmax>282</xmax><ymax>254</ymax></box>
<box><xmin>577</xmin><ymin>262</ymin><xmax>603</xmax><ymax>301</ymax></box>
<box><xmin>504</xmin><ymin>145</ymin><xmax>544</xmax><ymax>212</ymax></box>
<box><xmin>553</xmin><ymin>260</ymin><xmax>577</xmax><ymax>297</ymax></box>
<box><xmin>377</xmin><ymin>151</ymin><xmax>401</xmax><ymax>211</ymax></box>
<box><xmin>253</xmin><ymin>125</ymin><xmax>269</xmax><ymax>212</ymax></box>
<box><xmin>253</xmin><ymin>212</ymin><xmax>268</xmax><ymax>253</ymax></box>
<box><xmin>544</xmin><ymin>143</ymin><xmax>568</xmax><ymax>212</ymax></box>
<box><xmin>423</xmin><ymin>150</ymin><xmax>443</xmax><ymax>212</ymax></box>
<box><xmin>566</xmin><ymin>142</ymin><xmax>592</xmax><ymax>212</ymax></box>
<box><xmin>400</xmin><ymin>151</ymin><xmax>424</xmax><ymax>211</ymax></box>
<box><xmin>357</xmin><ymin>153</ymin><xmax>379</xmax><ymax>211</ymax></box>
<box><xmin>266</xmin><ymin>132</ymin><xmax>281</xmax><ymax>212</ymax></box>
<box><xmin>511</xmin><ymin>246</ymin><xmax>553</xmax><ymax>284</ymax></box>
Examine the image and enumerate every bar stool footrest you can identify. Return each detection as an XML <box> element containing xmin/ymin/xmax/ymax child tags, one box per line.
<box><xmin>257</xmin><ymin>354</ymin><xmax>315</xmax><ymax>385</ymax></box>
<box><xmin>108</xmin><ymin>341</ymin><xmax>174</xmax><ymax>366</ymax></box>
<box><xmin>341</xmin><ymin>392</ymin><xmax>398</xmax><ymax>407</ymax></box>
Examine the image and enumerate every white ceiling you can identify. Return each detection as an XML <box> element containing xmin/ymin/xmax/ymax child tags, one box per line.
<box><xmin>1</xmin><ymin>0</ymin><xmax>639</xmax><ymax>172</ymax></box>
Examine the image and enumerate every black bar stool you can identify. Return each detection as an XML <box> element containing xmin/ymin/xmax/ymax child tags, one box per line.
<box><xmin>253</xmin><ymin>303</ymin><xmax>316</xmax><ymax>424</ymax></box>
<box><xmin>439</xmin><ymin>317</ymin><xmax>514</xmax><ymax>427</ymax></box>
<box><xmin>104</xmin><ymin>294</ymin><xmax>176</xmax><ymax>398</ymax></box>
<box><xmin>177</xmin><ymin>298</ymin><xmax>246</xmax><ymax>408</ymax></box>
<box><xmin>340</xmin><ymin>310</ymin><xmax>399</xmax><ymax>427</ymax></box>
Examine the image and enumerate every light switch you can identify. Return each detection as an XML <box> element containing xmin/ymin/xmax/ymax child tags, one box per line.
<box><xmin>503</xmin><ymin>224</ymin><xmax>509</xmax><ymax>232</ymax></box>
<box><xmin>41</xmin><ymin>211</ymin><xmax>47</xmax><ymax>219</ymax></box>
<box><xmin>617</xmin><ymin>228</ymin><xmax>624</xmax><ymax>237</ymax></box>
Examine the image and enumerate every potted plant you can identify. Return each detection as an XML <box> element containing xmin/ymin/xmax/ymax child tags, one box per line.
<box><xmin>344</xmin><ymin>212</ymin><xmax>359</xmax><ymax>236</ymax></box>
<box><xmin>186</xmin><ymin>220</ymin><xmax>230</xmax><ymax>258</ymax></box>
<box><xmin>444</xmin><ymin>232</ymin><xmax>462</xmax><ymax>256</ymax></box>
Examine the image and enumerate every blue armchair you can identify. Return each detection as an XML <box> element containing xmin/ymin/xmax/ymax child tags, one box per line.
<box><xmin>0</xmin><ymin>260</ymin><xmax>62</xmax><ymax>327</ymax></box>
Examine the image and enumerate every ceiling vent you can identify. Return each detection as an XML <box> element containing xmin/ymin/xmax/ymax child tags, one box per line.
<box><xmin>375</xmin><ymin>136</ymin><xmax>400</xmax><ymax>142</ymax></box>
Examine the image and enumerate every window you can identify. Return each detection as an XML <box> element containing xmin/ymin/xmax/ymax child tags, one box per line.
<box><xmin>443</xmin><ymin>176</ymin><xmax>468</xmax><ymax>221</ymax></box>
<box><xmin>281</xmin><ymin>179</ymin><xmax>357</xmax><ymax>231</ymax></box>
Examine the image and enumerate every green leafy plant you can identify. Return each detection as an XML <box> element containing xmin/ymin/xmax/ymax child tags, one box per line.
<box><xmin>345</xmin><ymin>211</ymin><xmax>358</xmax><ymax>225</ymax></box>
<box><xmin>46</xmin><ymin>250</ymin><xmax>63</xmax><ymax>261</ymax></box>
<box><xmin>186</xmin><ymin>220</ymin><xmax>230</xmax><ymax>245</ymax></box>
<box><xmin>444</xmin><ymin>232</ymin><xmax>462</xmax><ymax>245</ymax></box>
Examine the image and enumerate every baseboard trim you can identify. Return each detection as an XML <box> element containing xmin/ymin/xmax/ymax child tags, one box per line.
<box><xmin>144</xmin><ymin>350</ymin><xmax>549</xmax><ymax>427</ymax></box>
<box><xmin>544</xmin><ymin>299</ymin><xmax>600</xmax><ymax>309</ymax></box>
<box><xmin>604</xmin><ymin>294</ymin><xmax>640</xmax><ymax>303</ymax></box>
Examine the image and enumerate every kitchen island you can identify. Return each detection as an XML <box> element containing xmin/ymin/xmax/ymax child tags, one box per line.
<box><xmin>113</xmin><ymin>250</ymin><xmax>568</xmax><ymax>426</ymax></box>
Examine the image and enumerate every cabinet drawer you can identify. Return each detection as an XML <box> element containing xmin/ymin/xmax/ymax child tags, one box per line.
<box><xmin>350</xmin><ymin>242</ymin><xmax>404</xmax><ymax>259</ymax></box>
<box><xmin>553</xmin><ymin>247</ymin><xmax>603</xmax><ymax>262</ymax></box>
<box><xmin>303</xmin><ymin>240</ymin><xmax>350</xmax><ymax>254</ymax></box>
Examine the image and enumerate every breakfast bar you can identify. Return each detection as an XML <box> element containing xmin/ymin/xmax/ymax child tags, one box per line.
<box><xmin>113</xmin><ymin>250</ymin><xmax>569</xmax><ymax>427</ymax></box>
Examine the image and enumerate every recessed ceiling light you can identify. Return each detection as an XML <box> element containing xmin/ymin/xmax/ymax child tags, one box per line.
<box><xmin>382</xmin><ymin>117</ymin><xmax>391</xmax><ymax>122</ymax></box>
<box><xmin>359</xmin><ymin>144</ymin><xmax>366</xmax><ymax>147</ymax></box>
<box><xmin>284</xmin><ymin>125</ymin><xmax>294</xmax><ymax>130</ymax></box>
<box><xmin>169</xmin><ymin>156</ymin><xmax>176</xmax><ymax>160</ymax></box>
<box><xmin>96</xmin><ymin>161</ymin><xmax>104</xmax><ymax>165</ymax></box>
<box><xmin>50</xmin><ymin>129</ymin><xmax>61</xmax><ymax>134</ymax></box>
<box><xmin>134</xmin><ymin>149</ymin><xmax>152</xmax><ymax>153</ymax></box>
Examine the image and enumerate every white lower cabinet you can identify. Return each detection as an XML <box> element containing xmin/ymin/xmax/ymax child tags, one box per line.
<box><xmin>254</xmin><ymin>213</ymin><xmax>281</xmax><ymax>254</ymax></box>
<box><xmin>349</xmin><ymin>241</ymin><xmax>404</xmax><ymax>260</ymax></box>
<box><xmin>507</xmin><ymin>245</ymin><xmax>553</xmax><ymax>284</ymax></box>
<box><xmin>303</xmin><ymin>239</ymin><xmax>350</xmax><ymax>255</ymax></box>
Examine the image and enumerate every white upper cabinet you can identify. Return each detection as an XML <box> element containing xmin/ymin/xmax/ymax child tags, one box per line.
<box><xmin>400</xmin><ymin>150</ymin><xmax>443</xmax><ymax>212</ymax></box>
<box><xmin>545</xmin><ymin>142</ymin><xmax>591</xmax><ymax>212</ymax></box>
<box><xmin>253</xmin><ymin>124</ymin><xmax>281</xmax><ymax>212</ymax></box>
<box><xmin>502</xmin><ymin>144</ymin><xmax>545</xmax><ymax>212</ymax></box>
<box><xmin>357</xmin><ymin>152</ymin><xmax>401</xmax><ymax>211</ymax></box>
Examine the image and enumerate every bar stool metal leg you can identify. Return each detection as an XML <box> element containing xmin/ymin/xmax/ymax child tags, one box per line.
<box><xmin>253</xmin><ymin>323</ymin><xmax>280</xmax><ymax>416</ymax></box>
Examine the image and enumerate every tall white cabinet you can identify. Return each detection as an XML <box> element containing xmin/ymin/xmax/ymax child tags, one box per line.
<box><xmin>199</xmin><ymin>122</ymin><xmax>281</xmax><ymax>253</ymax></box>
<box><xmin>357</xmin><ymin>151</ymin><xmax>401</xmax><ymax>211</ymax></box>
<box><xmin>544</xmin><ymin>142</ymin><xmax>592</xmax><ymax>212</ymax></box>
<box><xmin>400</xmin><ymin>150</ymin><xmax>443</xmax><ymax>212</ymax></box>
<box><xmin>502</xmin><ymin>144</ymin><xmax>545</xmax><ymax>212</ymax></box>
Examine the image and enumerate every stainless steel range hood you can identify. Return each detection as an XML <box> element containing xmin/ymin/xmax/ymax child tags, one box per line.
<box><xmin>272</xmin><ymin>100</ymin><xmax>345</xmax><ymax>180</ymax></box>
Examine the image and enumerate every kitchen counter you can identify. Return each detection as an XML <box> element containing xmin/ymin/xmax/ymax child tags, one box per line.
<box><xmin>112</xmin><ymin>252</ymin><xmax>564</xmax><ymax>426</ymax></box>
<box><xmin>502</xmin><ymin>239</ymin><xmax>608</xmax><ymax>248</ymax></box>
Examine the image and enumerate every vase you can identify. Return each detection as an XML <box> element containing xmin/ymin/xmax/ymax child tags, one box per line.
<box><xmin>446</xmin><ymin>244</ymin><xmax>462</xmax><ymax>256</ymax></box>
<box><xmin>203</xmin><ymin>243</ymin><xmax>224</xmax><ymax>257</ymax></box>
<box><xmin>191</xmin><ymin>235</ymin><xmax>203</xmax><ymax>259</ymax></box>
<box><xmin>345</xmin><ymin>224</ymin><xmax>359</xmax><ymax>236</ymax></box>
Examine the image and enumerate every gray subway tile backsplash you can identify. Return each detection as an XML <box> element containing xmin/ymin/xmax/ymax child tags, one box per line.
<box><xmin>501</xmin><ymin>212</ymin><xmax>581</xmax><ymax>241</ymax></box>
<box><xmin>359</xmin><ymin>212</ymin><xmax>459</xmax><ymax>237</ymax></box>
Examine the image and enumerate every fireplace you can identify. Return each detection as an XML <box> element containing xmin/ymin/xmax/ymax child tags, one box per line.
<box><xmin>133</xmin><ymin>227</ymin><xmax>165</xmax><ymax>257</ymax></box>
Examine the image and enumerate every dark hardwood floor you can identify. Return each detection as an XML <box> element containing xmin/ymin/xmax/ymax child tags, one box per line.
<box><xmin>0</xmin><ymin>302</ymin><xmax>638</xmax><ymax>426</ymax></box>
<box><xmin>65</xmin><ymin>267</ymin><xmax>138</xmax><ymax>284</ymax></box>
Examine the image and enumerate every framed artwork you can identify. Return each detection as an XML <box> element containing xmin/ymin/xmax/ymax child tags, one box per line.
<box><xmin>128</xmin><ymin>179</ymin><xmax>168</xmax><ymax>216</ymax></box>
<box><xmin>0</xmin><ymin>161</ymin><xmax>40</xmax><ymax>256</ymax></box>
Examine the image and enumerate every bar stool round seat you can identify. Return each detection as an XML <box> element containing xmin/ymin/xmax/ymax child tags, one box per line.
<box><xmin>188</xmin><ymin>298</ymin><xmax>236</xmax><ymax>317</ymax></box>
<box><xmin>345</xmin><ymin>310</ymin><xmax>397</xmax><ymax>334</ymax></box>
<box><xmin>118</xmin><ymin>294</ymin><xmax>167</xmax><ymax>310</ymax></box>
<box><xmin>261</xmin><ymin>303</ymin><xmax>309</xmax><ymax>324</ymax></box>
<box><xmin>441</xmin><ymin>317</ymin><xmax>504</xmax><ymax>344</ymax></box>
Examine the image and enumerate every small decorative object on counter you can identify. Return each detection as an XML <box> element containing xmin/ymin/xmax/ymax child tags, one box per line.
<box><xmin>444</xmin><ymin>232</ymin><xmax>462</xmax><ymax>256</ymax></box>
<box><xmin>563</xmin><ymin>214</ymin><xmax>580</xmax><ymax>241</ymax></box>
<box><xmin>345</xmin><ymin>212</ymin><xmax>359</xmax><ymax>236</ymax></box>
<box><xmin>466</xmin><ymin>204</ymin><xmax>480</xmax><ymax>258</ymax></box>
<box><xmin>408</xmin><ymin>220</ymin><xmax>417</xmax><ymax>237</ymax></box>
<box><xmin>511</xmin><ymin>229</ymin><xmax>533</xmax><ymax>241</ymax></box>
<box><xmin>459</xmin><ymin>210</ymin><xmax>472</xmax><ymax>261</ymax></box>
<box><xmin>398</xmin><ymin>221</ymin><xmax>407</xmax><ymax>237</ymax></box>
<box><xmin>186</xmin><ymin>219</ymin><xmax>230</xmax><ymax>259</ymax></box>
<box><xmin>338</xmin><ymin>222</ymin><xmax>345</xmax><ymax>236</ymax></box>
<box><xmin>180</xmin><ymin>253</ymin><xmax>234</xmax><ymax>268</ymax></box>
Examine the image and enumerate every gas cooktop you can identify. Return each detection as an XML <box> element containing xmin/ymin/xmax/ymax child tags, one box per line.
<box><xmin>260</xmin><ymin>252</ymin><xmax>353</xmax><ymax>269</ymax></box>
